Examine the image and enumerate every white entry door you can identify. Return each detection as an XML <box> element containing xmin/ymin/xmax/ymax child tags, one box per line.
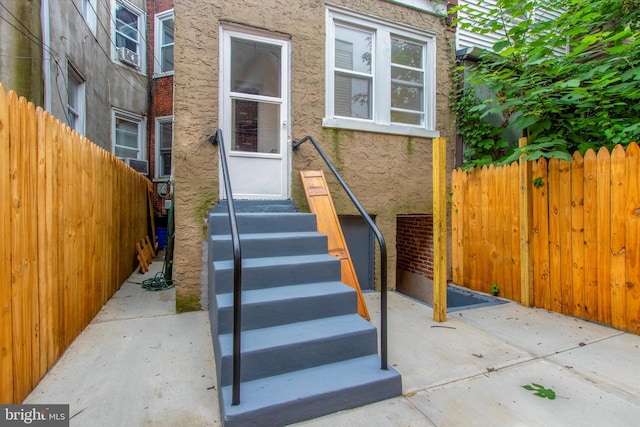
<box><xmin>220</xmin><ymin>27</ymin><xmax>290</xmax><ymax>200</ymax></box>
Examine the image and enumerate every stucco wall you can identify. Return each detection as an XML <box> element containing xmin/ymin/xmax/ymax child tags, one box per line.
<box><xmin>45</xmin><ymin>0</ymin><xmax>148</xmax><ymax>151</ymax></box>
<box><xmin>173</xmin><ymin>0</ymin><xmax>456</xmax><ymax>306</ymax></box>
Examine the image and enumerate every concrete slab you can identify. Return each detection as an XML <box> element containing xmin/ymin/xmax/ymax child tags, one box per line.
<box><xmin>94</xmin><ymin>260</ymin><xmax>176</xmax><ymax>322</ymax></box>
<box><xmin>549</xmin><ymin>333</ymin><xmax>640</xmax><ymax>403</ymax></box>
<box><xmin>364</xmin><ymin>292</ymin><xmax>533</xmax><ymax>392</ymax></box>
<box><xmin>293</xmin><ymin>396</ymin><xmax>435</xmax><ymax>427</ymax></box>
<box><xmin>453</xmin><ymin>302</ymin><xmax>622</xmax><ymax>357</ymax></box>
<box><xmin>25</xmin><ymin>279</ymin><xmax>218</xmax><ymax>427</ymax></box>
<box><xmin>407</xmin><ymin>358</ymin><xmax>640</xmax><ymax>427</ymax></box>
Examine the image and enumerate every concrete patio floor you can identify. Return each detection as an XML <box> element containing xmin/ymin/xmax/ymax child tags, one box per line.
<box><xmin>25</xmin><ymin>260</ymin><xmax>640</xmax><ymax>426</ymax></box>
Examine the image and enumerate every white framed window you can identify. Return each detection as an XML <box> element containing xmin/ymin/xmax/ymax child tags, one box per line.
<box><xmin>112</xmin><ymin>108</ymin><xmax>146</xmax><ymax>160</ymax></box>
<box><xmin>82</xmin><ymin>0</ymin><xmax>97</xmax><ymax>36</ymax></box>
<box><xmin>155</xmin><ymin>116</ymin><xmax>173</xmax><ymax>178</ymax></box>
<box><xmin>112</xmin><ymin>0</ymin><xmax>145</xmax><ymax>71</ymax></box>
<box><xmin>324</xmin><ymin>7</ymin><xmax>439</xmax><ymax>138</ymax></box>
<box><xmin>154</xmin><ymin>10</ymin><xmax>174</xmax><ymax>75</ymax></box>
<box><xmin>67</xmin><ymin>63</ymin><xmax>85</xmax><ymax>135</ymax></box>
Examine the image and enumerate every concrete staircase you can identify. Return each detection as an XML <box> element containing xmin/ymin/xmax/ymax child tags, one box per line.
<box><xmin>208</xmin><ymin>200</ymin><xmax>401</xmax><ymax>426</ymax></box>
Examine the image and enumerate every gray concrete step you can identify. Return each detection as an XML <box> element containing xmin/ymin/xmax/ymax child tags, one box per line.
<box><xmin>210</xmin><ymin>231</ymin><xmax>328</xmax><ymax>261</ymax></box>
<box><xmin>208</xmin><ymin>212</ymin><xmax>317</xmax><ymax>235</ymax></box>
<box><xmin>217</xmin><ymin>314</ymin><xmax>378</xmax><ymax>386</ymax></box>
<box><xmin>215</xmin><ymin>281</ymin><xmax>357</xmax><ymax>334</ymax></box>
<box><xmin>211</xmin><ymin>254</ymin><xmax>341</xmax><ymax>295</ymax></box>
<box><xmin>219</xmin><ymin>355</ymin><xmax>402</xmax><ymax>427</ymax></box>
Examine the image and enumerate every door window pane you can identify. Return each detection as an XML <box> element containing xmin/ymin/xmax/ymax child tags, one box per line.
<box><xmin>232</xmin><ymin>100</ymin><xmax>280</xmax><ymax>154</ymax></box>
<box><xmin>231</xmin><ymin>38</ymin><xmax>281</xmax><ymax>97</ymax></box>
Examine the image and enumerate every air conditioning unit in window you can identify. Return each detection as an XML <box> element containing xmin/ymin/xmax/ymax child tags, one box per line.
<box><xmin>123</xmin><ymin>158</ymin><xmax>149</xmax><ymax>175</ymax></box>
<box><xmin>118</xmin><ymin>46</ymin><xmax>139</xmax><ymax>67</ymax></box>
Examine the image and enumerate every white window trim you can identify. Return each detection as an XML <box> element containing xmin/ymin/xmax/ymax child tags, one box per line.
<box><xmin>83</xmin><ymin>0</ymin><xmax>98</xmax><ymax>36</ymax></box>
<box><xmin>112</xmin><ymin>108</ymin><xmax>146</xmax><ymax>160</ymax></box>
<box><xmin>154</xmin><ymin>9</ymin><xmax>174</xmax><ymax>76</ymax></box>
<box><xmin>324</xmin><ymin>6</ymin><xmax>439</xmax><ymax>138</ymax></box>
<box><xmin>111</xmin><ymin>0</ymin><xmax>146</xmax><ymax>74</ymax></box>
<box><xmin>388</xmin><ymin>0</ymin><xmax>448</xmax><ymax>15</ymax></box>
<box><xmin>67</xmin><ymin>63</ymin><xmax>86</xmax><ymax>135</ymax></box>
<box><xmin>155</xmin><ymin>116</ymin><xmax>173</xmax><ymax>179</ymax></box>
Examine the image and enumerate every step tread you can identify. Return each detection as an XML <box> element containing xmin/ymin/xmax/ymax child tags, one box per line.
<box><xmin>211</xmin><ymin>231</ymin><xmax>325</xmax><ymax>241</ymax></box>
<box><xmin>221</xmin><ymin>355</ymin><xmax>402</xmax><ymax>421</ymax></box>
<box><xmin>219</xmin><ymin>314</ymin><xmax>374</xmax><ymax>356</ymax></box>
<box><xmin>216</xmin><ymin>281</ymin><xmax>353</xmax><ymax>308</ymax></box>
<box><xmin>214</xmin><ymin>253</ymin><xmax>338</xmax><ymax>270</ymax></box>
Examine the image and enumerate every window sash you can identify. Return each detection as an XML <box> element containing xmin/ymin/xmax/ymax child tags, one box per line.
<box><xmin>113</xmin><ymin>111</ymin><xmax>144</xmax><ymax>159</ymax></box>
<box><xmin>155</xmin><ymin>11</ymin><xmax>175</xmax><ymax>75</ymax></box>
<box><xmin>115</xmin><ymin>1</ymin><xmax>141</xmax><ymax>54</ymax></box>
<box><xmin>156</xmin><ymin>118</ymin><xmax>173</xmax><ymax>177</ymax></box>
<box><xmin>324</xmin><ymin>7</ymin><xmax>437</xmax><ymax>137</ymax></box>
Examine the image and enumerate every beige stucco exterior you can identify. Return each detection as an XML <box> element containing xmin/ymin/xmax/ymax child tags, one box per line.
<box><xmin>173</xmin><ymin>0</ymin><xmax>456</xmax><ymax>309</ymax></box>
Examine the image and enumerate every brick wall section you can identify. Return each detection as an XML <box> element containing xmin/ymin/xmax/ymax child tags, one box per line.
<box><xmin>146</xmin><ymin>0</ymin><xmax>174</xmax><ymax>219</ymax></box>
<box><xmin>396</xmin><ymin>215</ymin><xmax>434</xmax><ymax>280</ymax></box>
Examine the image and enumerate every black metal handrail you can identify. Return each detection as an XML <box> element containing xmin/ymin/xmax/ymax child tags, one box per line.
<box><xmin>292</xmin><ymin>136</ymin><xmax>388</xmax><ymax>370</ymax></box>
<box><xmin>209</xmin><ymin>129</ymin><xmax>243</xmax><ymax>405</ymax></box>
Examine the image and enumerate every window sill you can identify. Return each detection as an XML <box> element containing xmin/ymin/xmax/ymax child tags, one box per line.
<box><xmin>322</xmin><ymin>117</ymin><xmax>440</xmax><ymax>139</ymax></box>
<box><xmin>153</xmin><ymin>71</ymin><xmax>174</xmax><ymax>79</ymax></box>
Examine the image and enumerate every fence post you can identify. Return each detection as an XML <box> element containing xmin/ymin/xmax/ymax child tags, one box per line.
<box><xmin>519</xmin><ymin>137</ymin><xmax>533</xmax><ymax>306</ymax></box>
<box><xmin>433</xmin><ymin>137</ymin><xmax>447</xmax><ymax>322</ymax></box>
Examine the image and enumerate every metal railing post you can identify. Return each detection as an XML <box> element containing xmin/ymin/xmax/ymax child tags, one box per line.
<box><xmin>209</xmin><ymin>129</ymin><xmax>243</xmax><ymax>405</ymax></box>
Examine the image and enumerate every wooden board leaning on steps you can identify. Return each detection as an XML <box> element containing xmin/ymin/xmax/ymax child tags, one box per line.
<box><xmin>300</xmin><ymin>170</ymin><xmax>370</xmax><ymax>320</ymax></box>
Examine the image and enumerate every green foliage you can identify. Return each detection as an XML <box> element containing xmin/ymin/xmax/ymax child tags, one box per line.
<box><xmin>450</xmin><ymin>84</ymin><xmax>511</xmax><ymax>168</ymax></box>
<box><xmin>532</xmin><ymin>176</ymin><xmax>545</xmax><ymax>188</ymax></box>
<box><xmin>491</xmin><ymin>283</ymin><xmax>500</xmax><ymax>294</ymax></box>
<box><xmin>451</xmin><ymin>0</ymin><xmax>640</xmax><ymax>164</ymax></box>
<box><xmin>522</xmin><ymin>383</ymin><xmax>557</xmax><ymax>400</ymax></box>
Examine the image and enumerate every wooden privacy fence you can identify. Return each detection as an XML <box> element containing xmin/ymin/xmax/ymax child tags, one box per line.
<box><xmin>0</xmin><ymin>84</ymin><xmax>152</xmax><ymax>404</ymax></box>
<box><xmin>452</xmin><ymin>141</ymin><xmax>640</xmax><ymax>335</ymax></box>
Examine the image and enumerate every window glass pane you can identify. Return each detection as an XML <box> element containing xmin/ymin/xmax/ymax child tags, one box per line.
<box><xmin>391</xmin><ymin>83</ymin><xmax>423</xmax><ymax>111</ymax></box>
<box><xmin>159</xmin><ymin>122</ymin><xmax>172</xmax><ymax>149</ymax></box>
<box><xmin>335</xmin><ymin>25</ymin><xmax>372</xmax><ymax>73</ymax></box>
<box><xmin>116</xmin><ymin>118</ymin><xmax>139</xmax><ymax>149</ymax></box>
<box><xmin>161</xmin><ymin>46</ymin><xmax>174</xmax><ymax>72</ymax></box>
<box><xmin>231</xmin><ymin>38</ymin><xmax>281</xmax><ymax>97</ymax></box>
<box><xmin>162</xmin><ymin>18</ymin><xmax>174</xmax><ymax>44</ymax></box>
<box><xmin>160</xmin><ymin>152</ymin><xmax>172</xmax><ymax>176</ymax></box>
<box><xmin>391</xmin><ymin>110</ymin><xmax>423</xmax><ymax>125</ymax></box>
<box><xmin>231</xmin><ymin>100</ymin><xmax>280</xmax><ymax>153</ymax></box>
<box><xmin>334</xmin><ymin>73</ymin><xmax>371</xmax><ymax>119</ymax></box>
<box><xmin>115</xmin><ymin>4</ymin><xmax>139</xmax><ymax>51</ymax></box>
<box><xmin>115</xmin><ymin>146</ymin><xmax>138</xmax><ymax>158</ymax></box>
<box><xmin>391</xmin><ymin>38</ymin><xmax>422</xmax><ymax>68</ymax></box>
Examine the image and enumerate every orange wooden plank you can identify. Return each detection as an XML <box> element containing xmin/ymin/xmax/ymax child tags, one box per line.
<box><xmin>467</xmin><ymin>168</ymin><xmax>481</xmax><ymax>291</ymax></box>
<box><xmin>571</xmin><ymin>152</ymin><xmax>585</xmax><ymax>318</ymax></box>
<box><xmin>548</xmin><ymin>158</ymin><xmax>562</xmax><ymax>313</ymax></box>
<box><xmin>496</xmin><ymin>165</ymin><xmax>508</xmax><ymax>297</ymax></box>
<box><xmin>509</xmin><ymin>162</ymin><xmax>521</xmax><ymax>302</ymax></box>
<box><xmin>479</xmin><ymin>166</ymin><xmax>490</xmax><ymax>292</ymax></box>
<box><xmin>596</xmin><ymin>147</ymin><xmax>612</xmax><ymax>324</ymax></box>
<box><xmin>624</xmin><ymin>142</ymin><xmax>640</xmax><ymax>334</ymax></box>
<box><xmin>583</xmin><ymin>149</ymin><xmax>598</xmax><ymax>320</ymax></box>
<box><xmin>610</xmin><ymin>145</ymin><xmax>626</xmax><ymax>329</ymax></box>
<box><xmin>0</xmin><ymin>84</ymin><xmax>14</xmax><ymax>404</ymax></box>
<box><xmin>487</xmin><ymin>165</ymin><xmax>498</xmax><ymax>290</ymax></box>
<box><xmin>558</xmin><ymin>159</ymin><xmax>573</xmax><ymax>315</ymax></box>
<box><xmin>301</xmin><ymin>170</ymin><xmax>370</xmax><ymax>320</ymax></box>
<box><xmin>532</xmin><ymin>158</ymin><xmax>550</xmax><ymax>310</ymax></box>
<box><xmin>451</xmin><ymin>169</ymin><xmax>463</xmax><ymax>284</ymax></box>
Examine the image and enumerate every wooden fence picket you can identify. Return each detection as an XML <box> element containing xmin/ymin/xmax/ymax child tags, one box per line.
<box><xmin>452</xmin><ymin>142</ymin><xmax>640</xmax><ymax>336</ymax></box>
<box><xmin>0</xmin><ymin>85</ymin><xmax>151</xmax><ymax>403</ymax></box>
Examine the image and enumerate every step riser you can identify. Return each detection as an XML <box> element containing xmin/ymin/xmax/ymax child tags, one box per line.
<box><xmin>220</xmin><ymin>370</ymin><xmax>402</xmax><ymax>427</ymax></box>
<box><xmin>218</xmin><ymin>329</ymin><xmax>378</xmax><ymax>386</ymax></box>
<box><xmin>209</xmin><ymin>212</ymin><xmax>317</xmax><ymax>235</ymax></box>
<box><xmin>212</xmin><ymin>259</ymin><xmax>341</xmax><ymax>294</ymax></box>
<box><xmin>210</xmin><ymin>233</ymin><xmax>328</xmax><ymax>261</ymax></box>
<box><xmin>215</xmin><ymin>288</ymin><xmax>357</xmax><ymax>334</ymax></box>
